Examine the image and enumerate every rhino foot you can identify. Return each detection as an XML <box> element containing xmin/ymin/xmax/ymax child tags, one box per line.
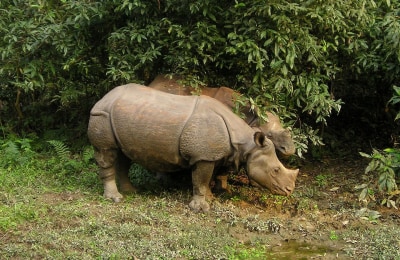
<box><xmin>104</xmin><ymin>191</ymin><xmax>124</xmax><ymax>203</ymax></box>
<box><xmin>189</xmin><ymin>195</ymin><xmax>210</xmax><ymax>212</ymax></box>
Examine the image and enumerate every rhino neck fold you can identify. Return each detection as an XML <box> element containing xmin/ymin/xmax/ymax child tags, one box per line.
<box><xmin>178</xmin><ymin>96</ymin><xmax>201</xmax><ymax>164</ymax></box>
<box><xmin>214</xmin><ymin>105</ymin><xmax>257</xmax><ymax>170</ymax></box>
<box><xmin>245</xmin><ymin>114</ymin><xmax>259</xmax><ymax>127</ymax></box>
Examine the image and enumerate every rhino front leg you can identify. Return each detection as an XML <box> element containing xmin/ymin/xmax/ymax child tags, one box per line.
<box><xmin>94</xmin><ymin>148</ymin><xmax>124</xmax><ymax>202</ymax></box>
<box><xmin>214</xmin><ymin>173</ymin><xmax>229</xmax><ymax>193</ymax></box>
<box><xmin>189</xmin><ymin>161</ymin><xmax>215</xmax><ymax>212</ymax></box>
<box><xmin>213</xmin><ymin>166</ymin><xmax>234</xmax><ymax>194</ymax></box>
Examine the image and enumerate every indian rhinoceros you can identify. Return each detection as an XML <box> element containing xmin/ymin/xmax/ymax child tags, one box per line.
<box><xmin>148</xmin><ymin>74</ymin><xmax>296</xmax><ymax>156</ymax></box>
<box><xmin>88</xmin><ymin>84</ymin><xmax>299</xmax><ymax>212</ymax></box>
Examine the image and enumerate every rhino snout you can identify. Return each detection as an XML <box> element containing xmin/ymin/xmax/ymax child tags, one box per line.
<box><xmin>284</xmin><ymin>185</ymin><xmax>293</xmax><ymax>195</ymax></box>
<box><xmin>279</xmin><ymin>145</ymin><xmax>289</xmax><ymax>154</ymax></box>
<box><xmin>248</xmin><ymin>167</ymin><xmax>299</xmax><ymax>196</ymax></box>
<box><xmin>277</xmin><ymin>144</ymin><xmax>296</xmax><ymax>156</ymax></box>
<box><xmin>273</xmin><ymin>184</ymin><xmax>294</xmax><ymax>196</ymax></box>
<box><xmin>286</xmin><ymin>169</ymin><xmax>299</xmax><ymax>195</ymax></box>
<box><xmin>274</xmin><ymin>168</ymin><xmax>299</xmax><ymax>195</ymax></box>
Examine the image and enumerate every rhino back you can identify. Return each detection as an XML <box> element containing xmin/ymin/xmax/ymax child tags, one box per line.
<box><xmin>149</xmin><ymin>76</ymin><xmax>259</xmax><ymax>126</ymax></box>
<box><xmin>110</xmin><ymin>84</ymin><xmax>197</xmax><ymax>172</ymax></box>
<box><xmin>90</xmin><ymin>85</ymin><xmax>127</xmax><ymax>115</ymax></box>
<box><xmin>148</xmin><ymin>75</ymin><xmax>192</xmax><ymax>95</ymax></box>
<box><xmin>212</xmin><ymin>87</ymin><xmax>236</xmax><ymax>108</ymax></box>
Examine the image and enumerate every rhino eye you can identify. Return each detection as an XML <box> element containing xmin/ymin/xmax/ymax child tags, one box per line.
<box><xmin>274</xmin><ymin>167</ymin><xmax>280</xmax><ymax>173</ymax></box>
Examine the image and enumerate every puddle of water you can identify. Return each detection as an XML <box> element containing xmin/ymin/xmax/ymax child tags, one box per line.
<box><xmin>268</xmin><ymin>239</ymin><xmax>342</xmax><ymax>259</ymax></box>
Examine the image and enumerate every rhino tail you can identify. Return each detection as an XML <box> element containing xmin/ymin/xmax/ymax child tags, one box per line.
<box><xmin>88</xmin><ymin>109</ymin><xmax>119</xmax><ymax>152</ymax></box>
<box><xmin>90</xmin><ymin>110</ymin><xmax>109</xmax><ymax>117</ymax></box>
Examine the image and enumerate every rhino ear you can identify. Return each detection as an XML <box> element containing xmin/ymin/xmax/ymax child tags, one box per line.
<box><xmin>254</xmin><ymin>132</ymin><xmax>267</xmax><ymax>147</ymax></box>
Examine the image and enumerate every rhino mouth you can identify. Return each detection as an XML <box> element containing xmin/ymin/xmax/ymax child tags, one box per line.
<box><xmin>273</xmin><ymin>184</ymin><xmax>293</xmax><ymax>196</ymax></box>
<box><xmin>250</xmin><ymin>180</ymin><xmax>293</xmax><ymax>196</ymax></box>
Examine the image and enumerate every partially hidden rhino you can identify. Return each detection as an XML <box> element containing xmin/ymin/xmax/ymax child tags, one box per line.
<box><xmin>88</xmin><ymin>84</ymin><xmax>299</xmax><ymax>212</ymax></box>
<box><xmin>148</xmin><ymin>75</ymin><xmax>296</xmax><ymax>156</ymax></box>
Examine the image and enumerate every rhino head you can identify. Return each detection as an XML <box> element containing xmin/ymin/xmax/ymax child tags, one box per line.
<box><xmin>246</xmin><ymin>132</ymin><xmax>298</xmax><ymax>195</ymax></box>
<box><xmin>258</xmin><ymin>125</ymin><xmax>296</xmax><ymax>156</ymax></box>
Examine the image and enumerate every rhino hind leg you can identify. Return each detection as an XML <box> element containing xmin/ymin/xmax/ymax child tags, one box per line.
<box><xmin>189</xmin><ymin>161</ymin><xmax>215</xmax><ymax>212</ymax></box>
<box><xmin>89</xmin><ymin>113</ymin><xmax>133</xmax><ymax>202</ymax></box>
<box><xmin>116</xmin><ymin>152</ymin><xmax>136</xmax><ymax>193</ymax></box>
<box><xmin>93</xmin><ymin>148</ymin><xmax>124</xmax><ymax>202</ymax></box>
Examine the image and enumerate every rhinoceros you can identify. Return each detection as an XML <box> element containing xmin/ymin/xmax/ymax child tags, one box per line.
<box><xmin>88</xmin><ymin>84</ymin><xmax>299</xmax><ymax>212</ymax></box>
<box><xmin>148</xmin><ymin>75</ymin><xmax>296</xmax><ymax>156</ymax></box>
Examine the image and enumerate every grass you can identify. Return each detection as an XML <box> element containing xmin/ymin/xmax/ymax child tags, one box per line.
<box><xmin>0</xmin><ymin>151</ymin><xmax>263</xmax><ymax>259</ymax></box>
<box><xmin>2</xmin><ymin>197</ymin><xmax>234</xmax><ymax>258</ymax></box>
<box><xmin>1</xmin><ymin>139</ymin><xmax>400</xmax><ymax>259</ymax></box>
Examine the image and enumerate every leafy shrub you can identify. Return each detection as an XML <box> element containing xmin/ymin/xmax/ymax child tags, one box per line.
<box><xmin>360</xmin><ymin>149</ymin><xmax>399</xmax><ymax>191</ymax></box>
<box><xmin>359</xmin><ymin>148</ymin><xmax>400</xmax><ymax>209</ymax></box>
<box><xmin>129</xmin><ymin>164</ymin><xmax>159</xmax><ymax>188</ymax></box>
<box><xmin>359</xmin><ymin>85</ymin><xmax>400</xmax><ymax>208</ymax></box>
<box><xmin>47</xmin><ymin>140</ymin><xmax>95</xmax><ymax>175</ymax></box>
<box><xmin>0</xmin><ymin>0</ymin><xmax>399</xmax><ymax>157</ymax></box>
<box><xmin>389</xmin><ymin>86</ymin><xmax>400</xmax><ymax>121</ymax></box>
<box><xmin>0</xmin><ymin>137</ymin><xmax>36</xmax><ymax>168</ymax></box>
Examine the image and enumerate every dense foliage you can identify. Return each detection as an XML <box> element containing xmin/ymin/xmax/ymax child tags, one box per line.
<box><xmin>359</xmin><ymin>86</ymin><xmax>400</xmax><ymax>208</ymax></box>
<box><xmin>0</xmin><ymin>0</ymin><xmax>399</xmax><ymax>153</ymax></box>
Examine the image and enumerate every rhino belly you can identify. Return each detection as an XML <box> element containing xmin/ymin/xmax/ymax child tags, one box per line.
<box><xmin>110</xmin><ymin>89</ymin><xmax>197</xmax><ymax>172</ymax></box>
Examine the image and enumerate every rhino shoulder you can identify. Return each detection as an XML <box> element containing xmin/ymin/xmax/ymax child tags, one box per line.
<box><xmin>180</xmin><ymin>97</ymin><xmax>233</xmax><ymax>165</ymax></box>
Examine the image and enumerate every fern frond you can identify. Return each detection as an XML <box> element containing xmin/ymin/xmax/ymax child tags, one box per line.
<box><xmin>82</xmin><ymin>146</ymin><xmax>94</xmax><ymax>164</ymax></box>
<box><xmin>47</xmin><ymin>140</ymin><xmax>70</xmax><ymax>160</ymax></box>
<box><xmin>3</xmin><ymin>140</ymin><xmax>20</xmax><ymax>157</ymax></box>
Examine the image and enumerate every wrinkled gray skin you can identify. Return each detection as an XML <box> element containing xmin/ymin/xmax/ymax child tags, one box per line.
<box><xmin>88</xmin><ymin>84</ymin><xmax>299</xmax><ymax>212</ymax></box>
<box><xmin>148</xmin><ymin>75</ymin><xmax>296</xmax><ymax>156</ymax></box>
<box><xmin>148</xmin><ymin>75</ymin><xmax>296</xmax><ymax>193</ymax></box>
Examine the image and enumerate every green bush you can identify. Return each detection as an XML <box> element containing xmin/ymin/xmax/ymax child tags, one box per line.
<box><xmin>389</xmin><ymin>86</ymin><xmax>400</xmax><ymax>121</ymax></box>
<box><xmin>47</xmin><ymin>140</ymin><xmax>95</xmax><ymax>176</ymax></box>
<box><xmin>0</xmin><ymin>137</ymin><xmax>36</xmax><ymax>168</ymax></box>
<box><xmin>0</xmin><ymin>0</ymin><xmax>399</xmax><ymax>155</ymax></box>
<box><xmin>360</xmin><ymin>85</ymin><xmax>400</xmax><ymax>208</ymax></box>
<box><xmin>360</xmin><ymin>149</ymin><xmax>399</xmax><ymax>192</ymax></box>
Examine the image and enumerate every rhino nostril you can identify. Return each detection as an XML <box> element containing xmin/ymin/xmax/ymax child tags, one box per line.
<box><xmin>285</xmin><ymin>186</ymin><xmax>293</xmax><ymax>194</ymax></box>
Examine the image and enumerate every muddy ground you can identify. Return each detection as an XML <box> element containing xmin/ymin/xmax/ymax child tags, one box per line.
<box><xmin>211</xmin><ymin>156</ymin><xmax>400</xmax><ymax>259</ymax></box>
